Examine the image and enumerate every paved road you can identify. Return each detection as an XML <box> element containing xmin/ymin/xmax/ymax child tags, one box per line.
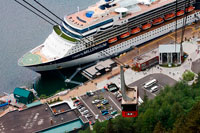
<box><xmin>192</xmin><ymin>58</ymin><xmax>200</xmax><ymax>74</ymax></box>
<box><xmin>129</xmin><ymin>73</ymin><xmax>177</xmax><ymax>100</ymax></box>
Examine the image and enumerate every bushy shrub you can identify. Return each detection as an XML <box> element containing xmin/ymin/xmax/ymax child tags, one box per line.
<box><xmin>182</xmin><ymin>70</ymin><xmax>195</xmax><ymax>81</ymax></box>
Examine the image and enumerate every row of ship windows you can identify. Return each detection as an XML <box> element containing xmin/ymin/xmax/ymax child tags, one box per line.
<box><xmin>70</xmin><ymin>14</ymin><xmax>197</xmax><ymax>56</ymax></box>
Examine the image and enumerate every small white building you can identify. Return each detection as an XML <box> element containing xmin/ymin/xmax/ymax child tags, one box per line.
<box><xmin>159</xmin><ymin>44</ymin><xmax>182</xmax><ymax>65</ymax></box>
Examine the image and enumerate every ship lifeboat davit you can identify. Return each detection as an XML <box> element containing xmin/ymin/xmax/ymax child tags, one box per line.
<box><xmin>131</xmin><ymin>27</ymin><xmax>141</xmax><ymax>34</ymax></box>
<box><xmin>142</xmin><ymin>23</ymin><xmax>152</xmax><ymax>30</ymax></box>
<box><xmin>108</xmin><ymin>37</ymin><xmax>117</xmax><ymax>43</ymax></box>
<box><xmin>186</xmin><ymin>6</ymin><xmax>195</xmax><ymax>12</ymax></box>
<box><xmin>164</xmin><ymin>13</ymin><xmax>175</xmax><ymax>20</ymax></box>
<box><xmin>120</xmin><ymin>32</ymin><xmax>130</xmax><ymax>39</ymax></box>
<box><xmin>152</xmin><ymin>17</ymin><xmax>164</xmax><ymax>25</ymax></box>
<box><xmin>177</xmin><ymin>10</ymin><xmax>184</xmax><ymax>16</ymax></box>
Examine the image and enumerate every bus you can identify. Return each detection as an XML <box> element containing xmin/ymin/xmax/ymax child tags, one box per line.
<box><xmin>143</xmin><ymin>79</ymin><xmax>157</xmax><ymax>89</ymax></box>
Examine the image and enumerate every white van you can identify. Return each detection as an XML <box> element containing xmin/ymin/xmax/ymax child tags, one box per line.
<box><xmin>138</xmin><ymin>97</ymin><xmax>144</xmax><ymax>105</ymax></box>
<box><xmin>150</xmin><ymin>86</ymin><xmax>158</xmax><ymax>93</ymax></box>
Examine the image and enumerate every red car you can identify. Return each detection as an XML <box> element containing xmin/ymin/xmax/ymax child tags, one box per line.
<box><xmin>73</xmin><ymin>99</ymin><xmax>80</xmax><ymax>104</ymax></box>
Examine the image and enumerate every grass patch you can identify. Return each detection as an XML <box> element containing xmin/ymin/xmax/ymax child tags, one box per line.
<box><xmin>53</xmin><ymin>25</ymin><xmax>62</xmax><ymax>35</ymax></box>
<box><xmin>61</xmin><ymin>33</ymin><xmax>77</xmax><ymax>42</ymax></box>
<box><xmin>53</xmin><ymin>25</ymin><xmax>77</xmax><ymax>42</ymax></box>
<box><xmin>160</xmin><ymin>63</ymin><xmax>181</xmax><ymax>68</ymax></box>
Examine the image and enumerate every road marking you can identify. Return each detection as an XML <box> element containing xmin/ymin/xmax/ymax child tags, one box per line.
<box><xmin>108</xmin><ymin>96</ymin><xmax>121</xmax><ymax>111</ymax></box>
<box><xmin>79</xmin><ymin>96</ymin><xmax>97</xmax><ymax>116</ymax></box>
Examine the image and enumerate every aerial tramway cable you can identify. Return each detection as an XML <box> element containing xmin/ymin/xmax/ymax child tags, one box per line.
<box><xmin>14</xmin><ymin>0</ymin><xmax>54</xmax><ymax>26</ymax></box>
<box><xmin>33</xmin><ymin>0</ymin><xmax>64</xmax><ymax>22</ymax></box>
<box><xmin>22</xmin><ymin>0</ymin><xmax>60</xmax><ymax>26</ymax></box>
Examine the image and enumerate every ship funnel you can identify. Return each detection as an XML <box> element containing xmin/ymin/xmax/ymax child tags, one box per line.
<box><xmin>120</xmin><ymin>65</ymin><xmax>136</xmax><ymax>102</ymax></box>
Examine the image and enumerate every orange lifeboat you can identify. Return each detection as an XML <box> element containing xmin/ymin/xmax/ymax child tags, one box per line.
<box><xmin>131</xmin><ymin>27</ymin><xmax>141</xmax><ymax>34</ymax></box>
<box><xmin>108</xmin><ymin>37</ymin><xmax>117</xmax><ymax>43</ymax></box>
<box><xmin>120</xmin><ymin>32</ymin><xmax>130</xmax><ymax>39</ymax></box>
<box><xmin>177</xmin><ymin>10</ymin><xmax>184</xmax><ymax>16</ymax></box>
<box><xmin>186</xmin><ymin>6</ymin><xmax>195</xmax><ymax>12</ymax></box>
<box><xmin>142</xmin><ymin>23</ymin><xmax>152</xmax><ymax>30</ymax></box>
<box><xmin>164</xmin><ymin>13</ymin><xmax>175</xmax><ymax>20</ymax></box>
<box><xmin>152</xmin><ymin>17</ymin><xmax>164</xmax><ymax>25</ymax></box>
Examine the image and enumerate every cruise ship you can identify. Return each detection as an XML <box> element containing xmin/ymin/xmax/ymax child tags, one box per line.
<box><xmin>18</xmin><ymin>0</ymin><xmax>200</xmax><ymax>72</ymax></box>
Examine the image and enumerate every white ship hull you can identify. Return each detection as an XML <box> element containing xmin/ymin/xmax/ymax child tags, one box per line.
<box><xmin>27</xmin><ymin>12</ymin><xmax>200</xmax><ymax>72</ymax></box>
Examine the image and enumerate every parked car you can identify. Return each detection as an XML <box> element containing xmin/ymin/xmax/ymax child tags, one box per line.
<box><xmin>85</xmin><ymin>113</ymin><xmax>93</xmax><ymax>118</ymax></box>
<box><xmin>92</xmin><ymin>99</ymin><xmax>101</xmax><ymax>104</ymax></box>
<box><xmin>79</xmin><ymin>107</ymin><xmax>86</xmax><ymax>112</ymax></box>
<box><xmin>101</xmin><ymin>99</ymin><xmax>109</xmax><ymax>105</ymax></box>
<box><xmin>82</xmin><ymin>110</ymin><xmax>89</xmax><ymax>115</ymax></box>
<box><xmin>118</xmin><ymin>97</ymin><xmax>122</xmax><ymax>102</ymax></box>
<box><xmin>114</xmin><ymin>91</ymin><xmax>120</xmax><ymax>97</ymax></box>
<box><xmin>75</xmin><ymin>102</ymin><xmax>82</xmax><ymax>106</ymax></box>
<box><xmin>111</xmin><ymin>110</ymin><xmax>118</xmax><ymax>115</ymax></box>
<box><xmin>117</xmin><ymin>93</ymin><xmax>122</xmax><ymax>98</ymax></box>
<box><xmin>96</xmin><ymin>104</ymin><xmax>103</xmax><ymax>109</ymax></box>
<box><xmin>101</xmin><ymin>109</ymin><xmax>108</xmax><ymax>113</ymax></box>
<box><xmin>73</xmin><ymin>99</ymin><xmax>80</xmax><ymax>104</ymax></box>
<box><xmin>86</xmin><ymin>91</ymin><xmax>94</xmax><ymax>96</ymax></box>
<box><xmin>150</xmin><ymin>86</ymin><xmax>159</xmax><ymax>93</ymax></box>
<box><xmin>107</xmin><ymin>116</ymin><xmax>113</xmax><ymax>120</ymax></box>
<box><xmin>107</xmin><ymin>83</ymin><xmax>119</xmax><ymax>92</ymax></box>
<box><xmin>109</xmin><ymin>107</ymin><xmax>113</xmax><ymax>111</ymax></box>
<box><xmin>138</xmin><ymin>97</ymin><xmax>144</xmax><ymax>105</ymax></box>
<box><xmin>102</xmin><ymin>111</ymin><xmax>109</xmax><ymax>116</ymax></box>
<box><xmin>77</xmin><ymin>105</ymin><xmax>83</xmax><ymax>109</ymax></box>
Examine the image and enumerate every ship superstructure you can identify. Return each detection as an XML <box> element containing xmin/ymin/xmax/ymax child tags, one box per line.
<box><xmin>18</xmin><ymin>0</ymin><xmax>199</xmax><ymax>72</ymax></box>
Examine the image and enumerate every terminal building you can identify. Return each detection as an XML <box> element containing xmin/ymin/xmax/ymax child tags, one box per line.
<box><xmin>83</xmin><ymin>59</ymin><xmax>117</xmax><ymax>79</ymax></box>
<box><xmin>133</xmin><ymin>48</ymin><xmax>159</xmax><ymax>71</ymax></box>
<box><xmin>159</xmin><ymin>44</ymin><xmax>182</xmax><ymax>65</ymax></box>
<box><xmin>0</xmin><ymin>101</ymin><xmax>89</xmax><ymax>133</ymax></box>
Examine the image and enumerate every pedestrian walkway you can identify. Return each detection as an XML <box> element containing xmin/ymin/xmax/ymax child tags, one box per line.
<box><xmin>97</xmin><ymin>39</ymin><xmax>200</xmax><ymax>89</ymax></box>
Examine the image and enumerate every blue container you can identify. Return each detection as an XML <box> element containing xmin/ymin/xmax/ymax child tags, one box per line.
<box><xmin>86</xmin><ymin>11</ymin><xmax>94</xmax><ymax>18</ymax></box>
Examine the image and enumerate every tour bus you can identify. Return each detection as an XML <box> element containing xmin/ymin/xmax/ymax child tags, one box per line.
<box><xmin>143</xmin><ymin>79</ymin><xmax>157</xmax><ymax>89</ymax></box>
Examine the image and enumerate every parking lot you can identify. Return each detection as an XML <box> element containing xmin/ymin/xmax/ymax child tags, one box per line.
<box><xmin>129</xmin><ymin>73</ymin><xmax>177</xmax><ymax>100</ymax></box>
<box><xmin>77</xmin><ymin>89</ymin><xmax>122</xmax><ymax>123</ymax></box>
<box><xmin>71</xmin><ymin>73</ymin><xmax>176</xmax><ymax>124</ymax></box>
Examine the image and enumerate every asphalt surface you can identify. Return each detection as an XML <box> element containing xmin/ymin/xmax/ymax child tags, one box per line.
<box><xmin>192</xmin><ymin>58</ymin><xmax>200</xmax><ymax>74</ymax></box>
<box><xmin>77</xmin><ymin>73</ymin><xmax>177</xmax><ymax>123</ymax></box>
<box><xmin>79</xmin><ymin>89</ymin><xmax>121</xmax><ymax>122</ymax></box>
<box><xmin>129</xmin><ymin>73</ymin><xmax>177</xmax><ymax>100</ymax></box>
<box><xmin>0</xmin><ymin>104</ymin><xmax>81</xmax><ymax>133</ymax></box>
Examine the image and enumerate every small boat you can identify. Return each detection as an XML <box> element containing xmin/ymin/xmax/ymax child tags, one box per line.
<box><xmin>142</xmin><ymin>23</ymin><xmax>152</xmax><ymax>30</ymax></box>
<box><xmin>120</xmin><ymin>32</ymin><xmax>130</xmax><ymax>39</ymax></box>
<box><xmin>164</xmin><ymin>13</ymin><xmax>175</xmax><ymax>20</ymax></box>
<box><xmin>177</xmin><ymin>10</ymin><xmax>184</xmax><ymax>16</ymax></box>
<box><xmin>108</xmin><ymin>37</ymin><xmax>118</xmax><ymax>43</ymax></box>
<box><xmin>152</xmin><ymin>17</ymin><xmax>164</xmax><ymax>25</ymax></box>
<box><xmin>131</xmin><ymin>27</ymin><xmax>141</xmax><ymax>34</ymax></box>
<box><xmin>186</xmin><ymin>6</ymin><xmax>195</xmax><ymax>12</ymax></box>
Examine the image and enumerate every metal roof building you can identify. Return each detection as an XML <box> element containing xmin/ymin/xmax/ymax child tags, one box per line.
<box><xmin>13</xmin><ymin>88</ymin><xmax>34</xmax><ymax>104</ymax></box>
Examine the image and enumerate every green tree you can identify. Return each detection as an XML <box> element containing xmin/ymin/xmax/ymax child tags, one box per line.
<box><xmin>153</xmin><ymin>121</ymin><xmax>165</xmax><ymax>133</ymax></box>
<box><xmin>106</xmin><ymin>120</ymin><xmax>115</xmax><ymax>133</ymax></box>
